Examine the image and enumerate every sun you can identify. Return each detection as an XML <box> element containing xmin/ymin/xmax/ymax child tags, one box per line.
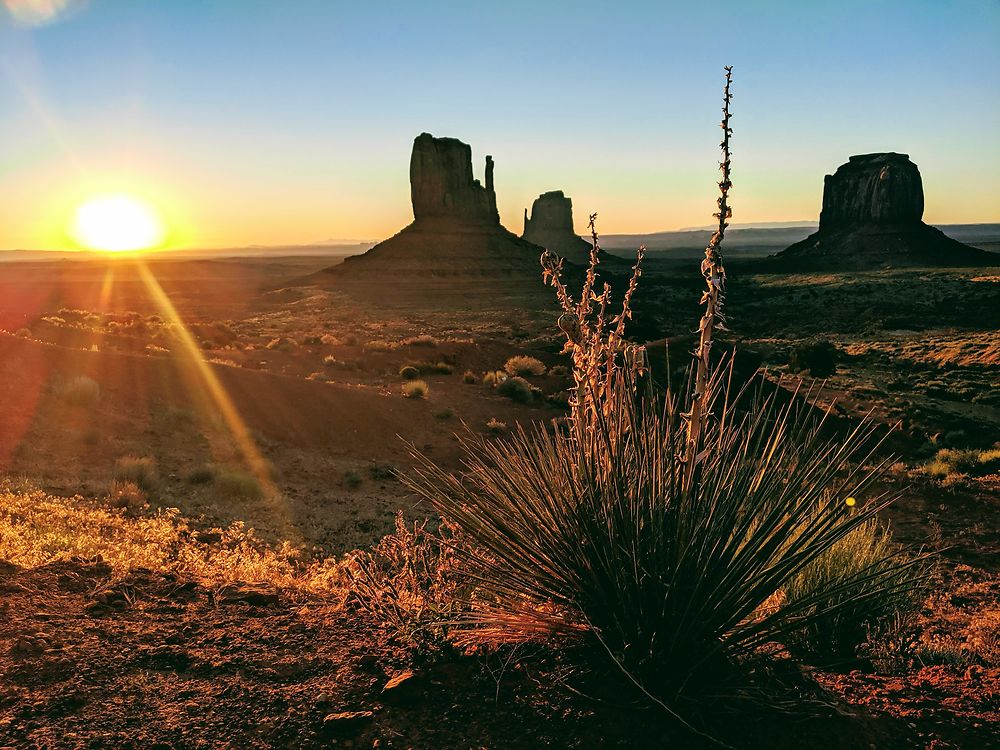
<box><xmin>70</xmin><ymin>194</ymin><xmax>166</xmax><ymax>252</ymax></box>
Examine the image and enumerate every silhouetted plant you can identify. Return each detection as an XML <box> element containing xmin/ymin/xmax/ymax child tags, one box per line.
<box><xmin>540</xmin><ymin>215</ymin><xmax>645</xmax><ymax>425</ymax></box>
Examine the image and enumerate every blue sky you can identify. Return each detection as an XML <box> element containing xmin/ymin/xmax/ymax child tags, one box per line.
<box><xmin>1</xmin><ymin>0</ymin><xmax>997</xmax><ymax>249</ymax></box>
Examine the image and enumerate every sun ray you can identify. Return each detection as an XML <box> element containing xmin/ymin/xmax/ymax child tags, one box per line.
<box><xmin>131</xmin><ymin>261</ymin><xmax>277</xmax><ymax>497</ymax></box>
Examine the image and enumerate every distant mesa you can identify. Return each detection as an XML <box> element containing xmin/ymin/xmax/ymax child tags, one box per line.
<box><xmin>521</xmin><ymin>190</ymin><xmax>592</xmax><ymax>264</ymax></box>
<box><xmin>330</xmin><ymin>133</ymin><xmax>544</xmax><ymax>278</ymax></box>
<box><xmin>771</xmin><ymin>153</ymin><xmax>991</xmax><ymax>270</ymax></box>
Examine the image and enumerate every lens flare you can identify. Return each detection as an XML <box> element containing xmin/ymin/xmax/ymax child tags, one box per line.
<box><xmin>71</xmin><ymin>194</ymin><xmax>166</xmax><ymax>252</ymax></box>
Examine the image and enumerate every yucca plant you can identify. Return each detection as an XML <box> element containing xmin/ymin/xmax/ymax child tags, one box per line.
<box><xmin>400</xmin><ymin>66</ymin><xmax>926</xmax><ymax>718</ymax></box>
<box><xmin>404</xmin><ymin>367</ymin><xmax>926</xmax><ymax>694</ymax></box>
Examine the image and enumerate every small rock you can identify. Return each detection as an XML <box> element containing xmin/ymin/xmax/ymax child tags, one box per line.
<box><xmin>323</xmin><ymin>711</ymin><xmax>374</xmax><ymax>735</ymax></box>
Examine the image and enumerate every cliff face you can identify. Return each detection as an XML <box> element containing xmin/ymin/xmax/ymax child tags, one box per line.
<box><xmin>409</xmin><ymin>133</ymin><xmax>499</xmax><ymax>225</ymax></box>
<box><xmin>819</xmin><ymin>153</ymin><xmax>923</xmax><ymax>230</ymax></box>
<box><xmin>521</xmin><ymin>190</ymin><xmax>592</xmax><ymax>263</ymax></box>
<box><xmin>773</xmin><ymin>153</ymin><xmax>990</xmax><ymax>270</ymax></box>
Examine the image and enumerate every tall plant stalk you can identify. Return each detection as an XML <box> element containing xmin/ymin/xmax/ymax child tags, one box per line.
<box><xmin>685</xmin><ymin>65</ymin><xmax>734</xmax><ymax>486</ymax></box>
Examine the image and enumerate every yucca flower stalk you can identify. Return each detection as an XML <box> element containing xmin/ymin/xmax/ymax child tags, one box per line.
<box><xmin>685</xmin><ymin>65</ymin><xmax>734</xmax><ymax>487</ymax></box>
<box><xmin>540</xmin><ymin>214</ymin><xmax>646</xmax><ymax>425</ymax></box>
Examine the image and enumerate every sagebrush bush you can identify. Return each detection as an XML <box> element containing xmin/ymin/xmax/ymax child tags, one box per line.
<box><xmin>113</xmin><ymin>456</ymin><xmax>158</xmax><ymax>491</ymax></box>
<box><xmin>402</xmin><ymin>380</ymin><xmax>428</xmax><ymax>399</ymax></box>
<box><xmin>504</xmin><ymin>355</ymin><xmax>546</xmax><ymax>377</ymax></box>
<box><xmin>106</xmin><ymin>480</ymin><xmax>146</xmax><ymax>511</ymax></box>
<box><xmin>399</xmin><ymin>365</ymin><xmax>420</xmax><ymax>380</ymax></box>
<box><xmin>55</xmin><ymin>375</ymin><xmax>100</xmax><ymax>407</ymax></box>
<box><xmin>924</xmin><ymin>445</ymin><xmax>1000</xmax><ymax>481</ymax></box>
<box><xmin>482</xmin><ymin>370</ymin><xmax>505</xmax><ymax>388</ymax></box>
<box><xmin>497</xmin><ymin>375</ymin><xmax>534</xmax><ymax>403</ymax></box>
<box><xmin>782</xmin><ymin>516</ymin><xmax>926</xmax><ymax>665</ymax></box>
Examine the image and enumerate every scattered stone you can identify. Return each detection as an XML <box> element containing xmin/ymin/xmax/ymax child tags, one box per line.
<box><xmin>322</xmin><ymin>710</ymin><xmax>375</xmax><ymax>735</ymax></box>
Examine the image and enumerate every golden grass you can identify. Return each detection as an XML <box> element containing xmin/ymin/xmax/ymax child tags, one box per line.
<box><xmin>0</xmin><ymin>481</ymin><xmax>346</xmax><ymax>594</ymax></box>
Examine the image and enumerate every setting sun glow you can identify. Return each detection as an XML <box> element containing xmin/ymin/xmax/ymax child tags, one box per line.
<box><xmin>70</xmin><ymin>194</ymin><xmax>166</xmax><ymax>252</ymax></box>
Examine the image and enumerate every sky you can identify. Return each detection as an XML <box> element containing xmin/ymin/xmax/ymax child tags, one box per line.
<box><xmin>0</xmin><ymin>0</ymin><xmax>998</xmax><ymax>251</ymax></box>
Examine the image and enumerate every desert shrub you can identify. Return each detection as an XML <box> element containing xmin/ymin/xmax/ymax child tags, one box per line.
<box><xmin>485</xmin><ymin>417</ymin><xmax>506</xmax><ymax>434</ymax></box>
<box><xmin>406</xmin><ymin>360</ymin><xmax>453</xmax><ymax>375</ymax></box>
<box><xmin>504</xmin><ymin>355</ymin><xmax>547</xmax><ymax>377</ymax></box>
<box><xmin>364</xmin><ymin>339</ymin><xmax>393</xmax><ymax>352</ymax></box>
<box><xmin>212</xmin><ymin>469</ymin><xmax>264</xmax><ymax>500</ymax></box>
<box><xmin>55</xmin><ymin>375</ymin><xmax>100</xmax><ymax>407</ymax></box>
<box><xmin>399</xmin><ymin>365</ymin><xmax>420</xmax><ymax>380</ymax></box>
<box><xmin>463</xmin><ymin>370</ymin><xmax>477</xmax><ymax>384</ymax></box>
<box><xmin>344</xmin><ymin>513</ymin><xmax>466</xmax><ymax>646</ymax></box>
<box><xmin>433</xmin><ymin>408</ymin><xmax>454</xmax><ymax>420</ymax></box>
<box><xmin>402</xmin><ymin>380</ymin><xmax>428</xmax><ymax>399</ymax></box>
<box><xmin>782</xmin><ymin>516</ymin><xmax>926</xmax><ymax>665</ymax></box>
<box><xmin>307</xmin><ymin>371</ymin><xmax>328</xmax><ymax>381</ymax></box>
<box><xmin>15</xmin><ymin>327</ymin><xmax>31</xmax><ymax>338</ymax></box>
<box><xmin>324</xmin><ymin>355</ymin><xmax>359</xmax><ymax>370</ymax></box>
<box><xmin>344</xmin><ymin>470</ymin><xmax>363</xmax><ymax>489</ymax></box>
<box><xmin>497</xmin><ymin>375</ymin><xmax>534</xmax><ymax>403</ymax></box>
<box><xmin>186</xmin><ymin>465</ymin><xmax>216</xmax><ymax>485</ymax></box>
<box><xmin>106</xmin><ymin>480</ymin><xmax>146</xmax><ymax>511</ymax></box>
<box><xmin>789</xmin><ymin>340</ymin><xmax>837</xmax><ymax>378</ymax></box>
<box><xmin>924</xmin><ymin>445</ymin><xmax>1000</xmax><ymax>481</ymax></box>
<box><xmin>302</xmin><ymin>335</ymin><xmax>323</xmax><ymax>346</ymax></box>
<box><xmin>482</xmin><ymin>370</ymin><xmax>505</xmax><ymax>388</ymax></box>
<box><xmin>369</xmin><ymin>462</ymin><xmax>397</xmax><ymax>481</ymax></box>
<box><xmin>112</xmin><ymin>456</ymin><xmax>158</xmax><ymax>491</ymax></box>
<box><xmin>265</xmin><ymin>336</ymin><xmax>295</xmax><ymax>351</ymax></box>
<box><xmin>403</xmin><ymin>334</ymin><xmax>438</xmax><ymax>347</ymax></box>
<box><xmin>549</xmin><ymin>365</ymin><xmax>570</xmax><ymax>378</ymax></box>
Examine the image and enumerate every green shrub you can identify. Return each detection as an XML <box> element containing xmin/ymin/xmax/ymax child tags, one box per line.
<box><xmin>112</xmin><ymin>456</ymin><xmax>158</xmax><ymax>491</ymax></box>
<box><xmin>345</xmin><ymin>470</ymin><xmax>363</xmax><ymax>489</ymax></box>
<box><xmin>404</xmin><ymin>369</ymin><xmax>926</xmax><ymax>699</ymax></box>
<box><xmin>213</xmin><ymin>469</ymin><xmax>264</xmax><ymax>500</ymax></box>
<box><xmin>399</xmin><ymin>365</ymin><xmax>420</xmax><ymax>380</ymax></box>
<box><xmin>463</xmin><ymin>370</ymin><xmax>477</xmax><ymax>384</ymax></box>
<box><xmin>497</xmin><ymin>375</ymin><xmax>534</xmax><ymax>403</ymax></box>
<box><xmin>55</xmin><ymin>375</ymin><xmax>100</xmax><ymax>407</ymax></box>
<box><xmin>504</xmin><ymin>355</ymin><xmax>546</xmax><ymax>377</ymax></box>
<box><xmin>789</xmin><ymin>340</ymin><xmax>837</xmax><ymax>378</ymax></box>
<box><xmin>433</xmin><ymin>408</ymin><xmax>454</xmax><ymax>420</ymax></box>
<box><xmin>782</xmin><ymin>517</ymin><xmax>925</xmax><ymax>665</ymax></box>
<box><xmin>402</xmin><ymin>380</ymin><xmax>428</xmax><ymax>399</ymax></box>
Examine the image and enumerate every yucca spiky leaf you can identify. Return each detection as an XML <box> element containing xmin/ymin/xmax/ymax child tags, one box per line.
<box><xmin>403</xmin><ymin>364</ymin><xmax>927</xmax><ymax>696</ymax></box>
